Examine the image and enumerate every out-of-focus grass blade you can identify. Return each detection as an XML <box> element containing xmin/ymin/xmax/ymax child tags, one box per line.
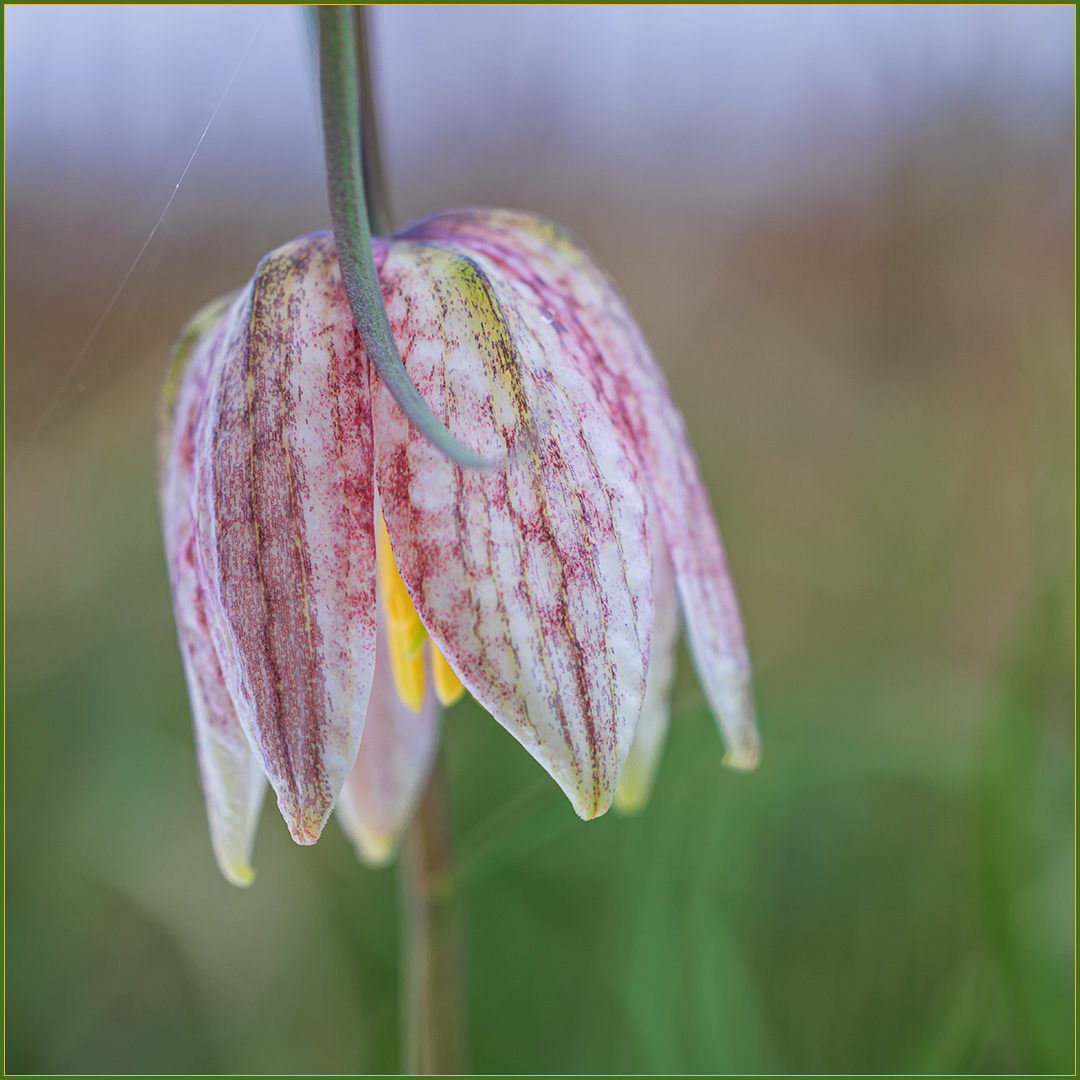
<box><xmin>450</xmin><ymin>780</ymin><xmax>573</xmax><ymax>895</ymax></box>
<box><xmin>977</xmin><ymin>588</ymin><xmax>1074</xmax><ymax>1074</ymax></box>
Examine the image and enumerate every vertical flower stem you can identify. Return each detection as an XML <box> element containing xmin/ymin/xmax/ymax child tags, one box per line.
<box><xmin>316</xmin><ymin>8</ymin><xmax>469</xmax><ymax>1068</ymax></box>
<box><xmin>352</xmin><ymin>6</ymin><xmax>393</xmax><ymax>238</ymax></box>
<box><xmin>400</xmin><ymin>751</ymin><xmax>466</xmax><ymax>1074</ymax></box>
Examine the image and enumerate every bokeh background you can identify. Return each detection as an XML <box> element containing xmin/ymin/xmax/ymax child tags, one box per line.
<box><xmin>5</xmin><ymin>5</ymin><xmax>1074</xmax><ymax>1074</ymax></box>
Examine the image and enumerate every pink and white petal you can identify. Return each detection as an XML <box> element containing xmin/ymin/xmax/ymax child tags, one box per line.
<box><xmin>372</xmin><ymin>240</ymin><xmax>654</xmax><ymax>820</ymax></box>
<box><xmin>183</xmin><ymin>651</ymin><xmax>269</xmax><ymax>886</ymax></box>
<box><xmin>404</xmin><ymin>210</ymin><xmax>760</xmax><ymax>771</ymax></box>
<box><xmin>193</xmin><ymin>234</ymin><xmax>381</xmax><ymax>845</ymax></box>
<box><xmin>613</xmin><ymin>501</ymin><xmax>679</xmax><ymax>813</ymax></box>
<box><xmin>336</xmin><ymin>608</ymin><xmax>441</xmax><ymax>866</ymax></box>
<box><xmin>159</xmin><ymin>296</ymin><xmax>268</xmax><ymax>886</ymax></box>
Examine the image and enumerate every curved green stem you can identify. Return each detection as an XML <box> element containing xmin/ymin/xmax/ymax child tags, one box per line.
<box><xmin>316</xmin><ymin>6</ymin><xmax>488</xmax><ymax>469</ymax></box>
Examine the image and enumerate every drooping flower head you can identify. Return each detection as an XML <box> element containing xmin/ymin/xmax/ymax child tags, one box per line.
<box><xmin>158</xmin><ymin>209</ymin><xmax>759</xmax><ymax>884</ymax></box>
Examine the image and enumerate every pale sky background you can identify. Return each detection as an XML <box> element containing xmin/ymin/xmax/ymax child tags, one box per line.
<box><xmin>5</xmin><ymin>5</ymin><xmax>1075</xmax><ymax>213</ymax></box>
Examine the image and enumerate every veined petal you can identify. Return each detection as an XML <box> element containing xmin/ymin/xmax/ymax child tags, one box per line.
<box><xmin>192</xmin><ymin>233</ymin><xmax>380</xmax><ymax>844</ymax></box>
<box><xmin>159</xmin><ymin>296</ymin><xmax>267</xmax><ymax>885</ymax></box>
<box><xmin>613</xmin><ymin>498</ymin><xmax>679</xmax><ymax>813</ymax></box>
<box><xmin>404</xmin><ymin>210</ymin><xmax>760</xmax><ymax>771</ymax></box>
<box><xmin>336</xmin><ymin>608</ymin><xmax>441</xmax><ymax>866</ymax></box>
<box><xmin>371</xmin><ymin>239</ymin><xmax>654</xmax><ymax>819</ymax></box>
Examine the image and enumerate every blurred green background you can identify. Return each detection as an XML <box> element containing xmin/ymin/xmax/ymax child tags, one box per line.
<box><xmin>5</xmin><ymin>6</ymin><xmax>1074</xmax><ymax>1074</ymax></box>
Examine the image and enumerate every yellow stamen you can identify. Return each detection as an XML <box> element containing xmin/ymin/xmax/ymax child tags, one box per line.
<box><xmin>377</xmin><ymin>513</ymin><xmax>467</xmax><ymax>712</ymax></box>
<box><xmin>387</xmin><ymin>617</ymin><xmax>426</xmax><ymax>713</ymax></box>
<box><xmin>430</xmin><ymin>643</ymin><xmax>465</xmax><ymax>706</ymax></box>
<box><xmin>377</xmin><ymin>517</ymin><xmax>423</xmax><ymax>643</ymax></box>
<box><xmin>377</xmin><ymin>514</ymin><xmax>427</xmax><ymax>711</ymax></box>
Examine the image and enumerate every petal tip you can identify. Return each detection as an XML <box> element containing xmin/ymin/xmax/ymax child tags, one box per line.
<box><xmin>567</xmin><ymin>782</ymin><xmax>613</xmax><ymax>822</ymax></box>
<box><xmin>219</xmin><ymin>859</ymin><xmax>257</xmax><ymax>888</ymax></box>
<box><xmin>708</xmin><ymin>669</ymin><xmax>761</xmax><ymax>773</ymax></box>
<box><xmin>285</xmin><ymin>803</ymin><xmax>331</xmax><ymax>846</ymax></box>
<box><xmin>612</xmin><ymin>757</ymin><xmax>654</xmax><ymax>814</ymax></box>
<box><xmin>612</xmin><ymin>783</ymin><xmax>648</xmax><ymax>816</ymax></box>
<box><xmin>351</xmin><ymin>828</ymin><xmax>400</xmax><ymax>868</ymax></box>
<box><xmin>721</xmin><ymin>726</ymin><xmax>762</xmax><ymax>772</ymax></box>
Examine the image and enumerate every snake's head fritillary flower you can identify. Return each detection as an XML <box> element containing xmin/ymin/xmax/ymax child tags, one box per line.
<box><xmin>158</xmin><ymin>208</ymin><xmax>759</xmax><ymax>884</ymax></box>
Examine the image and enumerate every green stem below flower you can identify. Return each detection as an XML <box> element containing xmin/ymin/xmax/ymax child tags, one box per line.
<box><xmin>400</xmin><ymin>751</ymin><xmax>466</xmax><ymax>1074</ymax></box>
